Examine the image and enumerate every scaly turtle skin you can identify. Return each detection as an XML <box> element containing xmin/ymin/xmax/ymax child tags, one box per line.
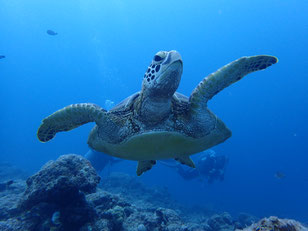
<box><xmin>37</xmin><ymin>50</ymin><xmax>278</xmax><ymax>175</ymax></box>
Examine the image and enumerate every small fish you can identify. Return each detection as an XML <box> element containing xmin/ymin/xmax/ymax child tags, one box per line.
<box><xmin>0</xmin><ymin>55</ymin><xmax>5</xmax><ymax>59</ymax></box>
<box><xmin>47</xmin><ymin>30</ymin><xmax>58</xmax><ymax>36</ymax></box>
<box><xmin>275</xmin><ymin>171</ymin><xmax>285</xmax><ymax>179</ymax></box>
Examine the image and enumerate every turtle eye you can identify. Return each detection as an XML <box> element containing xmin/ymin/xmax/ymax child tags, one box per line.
<box><xmin>154</xmin><ymin>55</ymin><xmax>163</xmax><ymax>62</ymax></box>
<box><xmin>153</xmin><ymin>51</ymin><xmax>167</xmax><ymax>62</ymax></box>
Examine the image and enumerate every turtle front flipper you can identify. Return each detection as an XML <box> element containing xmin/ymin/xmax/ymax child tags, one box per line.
<box><xmin>37</xmin><ymin>103</ymin><xmax>107</xmax><ymax>142</ymax></box>
<box><xmin>189</xmin><ymin>55</ymin><xmax>278</xmax><ymax>112</ymax></box>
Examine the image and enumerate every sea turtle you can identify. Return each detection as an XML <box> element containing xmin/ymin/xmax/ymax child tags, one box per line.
<box><xmin>37</xmin><ymin>50</ymin><xmax>277</xmax><ymax>175</ymax></box>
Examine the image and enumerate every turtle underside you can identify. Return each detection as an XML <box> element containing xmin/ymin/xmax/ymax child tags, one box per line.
<box><xmin>87</xmin><ymin>92</ymin><xmax>231</xmax><ymax>161</ymax></box>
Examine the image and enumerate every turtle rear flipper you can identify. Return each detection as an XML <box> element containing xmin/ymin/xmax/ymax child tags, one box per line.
<box><xmin>189</xmin><ymin>55</ymin><xmax>278</xmax><ymax>112</ymax></box>
<box><xmin>136</xmin><ymin>160</ymin><xmax>156</xmax><ymax>176</ymax></box>
<box><xmin>37</xmin><ymin>103</ymin><xmax>107</xmax><ymax>142</ymax></box>
<box><xmin>175</xmin><ymin>156</ymin><xmax>196</xmax><ymax>168</ymax></box>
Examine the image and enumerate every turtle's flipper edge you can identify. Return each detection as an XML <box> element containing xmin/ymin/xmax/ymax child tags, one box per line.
<box><xmin>37</xmin><ymin>103</ymin><xmax>106</xmax><ymax>142</ymax></box>
<box><xmin>189</xmin><ymin>55</ymin><xmax>278</xmax><ymax>112</ymax></box>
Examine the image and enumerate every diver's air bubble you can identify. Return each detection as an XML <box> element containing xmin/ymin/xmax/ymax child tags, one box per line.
<box><xmin>104</xmin><ymin>99</ymin><xmax>115</xmax><ymax>110</ymax></box>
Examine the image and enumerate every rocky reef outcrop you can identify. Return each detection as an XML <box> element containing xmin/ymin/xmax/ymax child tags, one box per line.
<box><xmin>0</xmin><ymin>154</ymin><xmax>100</xmax><ymax>230</ymax></box>
<box><xmin>238</xmin><ymin>216</ymin><xmax>308</xmax><ymax>231</ymax></box>
<box><xmin>20</xmin><ymin>154</ymin><xmax>100</xmax><ymax>209</ymax></box>
<box><xmin>0</xmin><ymin>154</ymin><xmax>307</xmax><ymax>231</ymax></box>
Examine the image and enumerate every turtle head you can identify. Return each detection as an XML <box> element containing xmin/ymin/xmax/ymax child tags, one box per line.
<box><xmin>142</xmin><ymin>50</ymin><xmax>183</xmax><ymax>99</ymax></box>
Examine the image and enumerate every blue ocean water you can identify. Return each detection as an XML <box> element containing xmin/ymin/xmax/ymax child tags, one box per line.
<box><xmin>0</xmin><ymin>0</ymin><xmax>307</xmax><ymax>223</ymax></box>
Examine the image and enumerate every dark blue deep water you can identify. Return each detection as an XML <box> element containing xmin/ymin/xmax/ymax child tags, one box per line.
<box><xmin>0</xmin><ymin>0</ymin><xmax>307</xmax><ymax>223</ymax></box>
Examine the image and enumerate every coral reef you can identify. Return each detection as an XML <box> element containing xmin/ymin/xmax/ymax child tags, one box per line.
<box><xmin>0</xmin><ymin>154</ymin><xmax>307</xmax><ymax>231</ymax></box>
<box><xmin>20</xmin><ymin>154</ymin><xmax>100</xmax><ymax>209</ymax></box>
<box><xmin>207</xmin><ymin>212</ymin><xmax>234</xmax><ymax>231</ymax></box>
<box><xmin>0</xmin><ymin>180</ymin><xmax>25</xmax><ymax>220</ymax></box>
<box><xmin>238</xmin><ymin>216</ymin><xmax>308</xmax><ymax>231</ymax></box>
<box><xmin>234</xmin><ymin>213</ymin><xmax>258</xmax><ymax>230</ymax></box>
<box><xmin>0</xmin><ymin>154</ymin><xmax>100</xmax><ymax>230</ymax></box>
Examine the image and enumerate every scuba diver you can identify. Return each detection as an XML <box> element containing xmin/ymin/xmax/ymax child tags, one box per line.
<box><xmin>85</xmin><ymin>149</ymin><xmax>122</xmax><ymax>173</ymax></box>
<box><xmin>160</xmin><ymin>150</ymin><xmax>228</xmax><ymax>183</ymax></box>
<box><xmin>197</xmin><ymin>150</ymin><xmax>228</xmax><ymax>183</ymax></box>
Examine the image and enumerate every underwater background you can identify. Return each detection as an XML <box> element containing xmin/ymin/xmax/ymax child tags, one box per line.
<box><xmin>0</xmin><ymin>0</ymin><xmax>307</xmax><ymax>225</ymax></box>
